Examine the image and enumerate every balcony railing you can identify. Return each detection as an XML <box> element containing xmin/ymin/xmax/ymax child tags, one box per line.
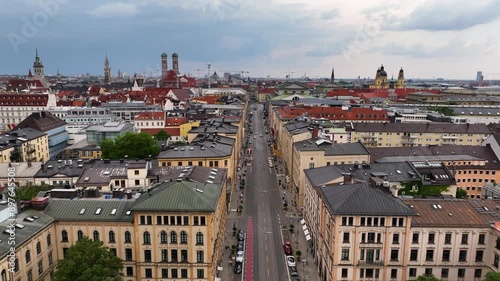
<box><xmin>358</xmin><ymin>260</ymin><xmax>384</xmax><ymax>266</ymax></box>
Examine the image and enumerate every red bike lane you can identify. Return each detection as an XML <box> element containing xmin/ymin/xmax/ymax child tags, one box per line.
<box><xmin>245</xmin><ymin>217</ymin><xmax>253</xmax><ymax>281</ymax></box>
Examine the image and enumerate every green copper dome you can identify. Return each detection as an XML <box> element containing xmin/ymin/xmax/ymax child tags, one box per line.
<box><xmin>172</xmin><ymin>53</ymin><xmax>178</xmax><ymax>57</ymax></box>
<box><xmin>161</xmin><ymin>52</ymin><xmax>168</xmax><ymax>57</ymax></box>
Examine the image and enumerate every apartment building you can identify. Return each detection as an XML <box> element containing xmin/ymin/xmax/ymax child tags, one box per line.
<box><xmin>278</xmin><ymin>121</ymin><xmax>312</xmax><ymax>174</ymax></box>
<box><xmin>0</xmin><ymin>162</ymin><xmax>42</xmax><ymax>187</ymax></box>
<box><xmin>0</xmin><ymin>92</ymin><xmax>57</xmax><ymax>131</ymax></box>
<box><xmin>0</xmin><ymin>128</ymin><xmax>49</xmax><ymax>163</ymax></box>
<box><xmin>292</xmin><ymin>141</ymin><xmax>370</xmax><ymax>207</ymax></box>
<box><xmin>370</xmin><ymin>145</ymin><xmax>500</xmax><ymax>198</ymax></box>
<box><xmin>351</xmin><ymin>123</ymin><xmax>491</xmax><ymax>147</ymax></box>
<box><xmin>100</xmin><ymin>102</ymin><xmax>162</xmax><ymax>123</ymax></box>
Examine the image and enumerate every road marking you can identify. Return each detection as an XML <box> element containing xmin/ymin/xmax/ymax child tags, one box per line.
<box><xmin>266</xmin><ymin>256</ymin><xmax>269</xmax><ymax>263</ymax></box>
<box><xmin>268</xmin><ymin>268</ymin><xmax>270</xmax><ymax>276</ymax></box>
<box><xmin>265</xmin><ymin>244</ymin><xmax>268</xmax><ymax>251</ymax></box>
<box><xmin>263</xmin><ymin>218</ymin><xmax>266</xmax><ymax>223</ymax></box>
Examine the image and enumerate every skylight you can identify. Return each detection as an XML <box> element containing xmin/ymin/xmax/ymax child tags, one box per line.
<box><xmin>125</xmin><ymin>210</ymin><xmax>131</xmax><ymax>215</ymax></box>
<box><xmin>95</xmin><ymin>208</ymin><xmax>102</xmax><ymax>215</ymax></box>
<box><xmin>111</xmin><ymin>209</ymin><xmax>117</xmax><ymax>215</ymax></box>
<box><xmin>79</xmin><ymin>208</ymin><xmax>86</xmax><ymax>215</ymax></box>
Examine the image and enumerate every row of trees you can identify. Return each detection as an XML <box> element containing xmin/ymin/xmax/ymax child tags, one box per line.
<box><xmin>100</xmin><ymin>132</ymin><xmax>167</xmax><ymax>159</ymax></box>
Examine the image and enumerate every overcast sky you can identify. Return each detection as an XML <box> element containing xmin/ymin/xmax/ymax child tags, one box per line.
<box><xmin>1</xmin><ymin>0</ymin><xmax>499</xmax><ymax>80</ymax></box>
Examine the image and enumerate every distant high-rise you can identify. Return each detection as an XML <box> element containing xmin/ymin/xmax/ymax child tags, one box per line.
<box><xmin>33</xmin><ymin>47</ymin><xmax>44</xmax><ymax>80</ymax></box>
<box><xmin>476</xmin><ymin>71</ymin><xmax>483</xmax><ymax>81</ymax></box>
<box><xmin>104</xmin><ymin>54</ymin><xmax>111</xmax><ymax>84</ymax></box>
<box><xmin>172</xmin><ymin>53</ymin><xmax>179</xmax><ymax>75</ymax></box>
<box><xmin>161</xmin><ymin>52</ymin><xmax>168</xmax><ymax>78</ymax></box>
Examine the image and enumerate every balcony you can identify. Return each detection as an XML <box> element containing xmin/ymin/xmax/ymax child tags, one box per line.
<box><xmin>358</xmin><ymin>260</ymin><xmax>383</xmax><ymax>266</ymax></box>
<box><xmin>402</xmin><ymin>134</ymin><xmax>418</xmax><ymax>139</ymax></box>
<box><xmin>359</xmin><ymin>242</ymin><xmax>384</xmax><ymax>248</ymax></box>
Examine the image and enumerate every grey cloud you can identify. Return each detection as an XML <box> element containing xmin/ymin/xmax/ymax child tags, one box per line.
<box><xmin>320</xmin><ymin>9</ymin><xmax>339</xmax><ymax>20</ymax></box>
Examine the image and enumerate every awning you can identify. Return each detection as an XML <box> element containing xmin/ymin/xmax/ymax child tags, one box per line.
<box><xmin>304</xmin><ymin>229</ymin><xmax>310</xmax><ymax>236</ymax></box>
<box><xmin>302</xmin><ymin>224</ymin><xmax>308</xmax><ymax>231</ymax></box>
<box><xmin>306</xmin><ymin>234</ymin><xmax>311</xmax><ymax>241</ymax></box>
<box><xmin>217</xmin><ymin>266</ymin><xmax>223</xmax><ymax>271</ymax></box>
<box><xmin>300</xmin><ymin>219</ymin><xmax>306</xmax><ymax>225</ymax></box>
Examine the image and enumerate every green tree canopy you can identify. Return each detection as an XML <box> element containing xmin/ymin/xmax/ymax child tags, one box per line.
<box><xmin>52</xmin><ymin>237</ymin><xmax>123</xmax><ymax>281</ymax></box>
<box><xmin>8</xmin><ymin>184</ymin><xmax>52</xmax><ymax>200</ymax></box>
<box><xmin>486</xmin><ymin>271</ymin><xmax>500</xmax><ymax>281</ymax></box>
<box><xmin>428</xmin><ymin>106</ymin><xmax>455</xmax><ymax>116</ymax></box>
<box><xmin>416</xmin><ymin>274</ymin><xmax>444</xmax><ymax>281</ymax></box>
<box><xmin>101</xmin><ymin>132</ymin><xmax>160</xmax><ymax>159</ymax></box>
<box><xmin>154</xmin><ymin>130</ymin><xmax>171</xmax><ymax>140</ymax></box>
<box><xmin>456</xmin><ymin>188</ymin><xmax>468</xmax><ymax>199</ymax></box>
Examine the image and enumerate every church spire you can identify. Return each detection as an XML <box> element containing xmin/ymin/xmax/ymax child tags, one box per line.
<box><xmin>330</xmin><ymin>67</ymin><xmax>335</xmax><ymax>84</ymax></box>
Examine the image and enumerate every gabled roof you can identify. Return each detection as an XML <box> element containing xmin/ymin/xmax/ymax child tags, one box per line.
<box><xmin>353</xmin><ymin>122</ymin><xmax>491</xmax><ymax>134</ymax></box>
<box><xmin>14</xmin><ymin>111</ymin><xmax>65</xmax><ymax>132</ymax></box>
<box><xmin>44</xmin><ymin>199</ymin><xmax>135</xmax><ymax>222</ymax></box>
<box><xmin>295</xmin><ymin>141</ymin><xmax>370</xmax><ymax>156</ymax></box>
<box><xmin>319</xmin><ymin>183</ymin><xmax>416</xmax><ymax>216</ymax></box>
<box><xmin>131</xmin><ymin>181</ymin><xmax>222</xmax><ymax>212</ymax></box>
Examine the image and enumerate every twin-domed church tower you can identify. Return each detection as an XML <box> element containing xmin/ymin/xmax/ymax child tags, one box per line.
<box><xmin>370</xmin><ymin>65</ymin><xmax>405</xmax><ymax>89</ymax></box>
<box><xmin>161</xmin><ymin>52</ymin><xmax>179</xmax><ymax>79</ymax></box>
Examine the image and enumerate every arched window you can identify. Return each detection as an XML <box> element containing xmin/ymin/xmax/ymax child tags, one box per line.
<box><xmin>61</xmin><ymin>230</ymin><xmax>68</xmax><ymax>242</ymax></box>
<box><xmin>170</xmin><ymin>231</ymin><xmax>177</xmax><ymax>244</ymax></box>
<box><xmin>124</xmin><ymin>231</ymin><xmax>131</xmax><ymax>243</ymax></box>
<box><xmin>36</xmin><ymin>242</ymin><xmax>41</xmax><ymax>255</ymax></box>
<box><xmin>77</xmin><ymin>230</ymin><xmax>84</xmax><ymax>241</ymax></box>
<box><xmin>196</xmin><ymin>232</ymin><xmax>204</xmax><ymax>245</ymax></box>
<box><xmin>180</xmin><ymin>231</ymin><xmax>187</xmax><ymax>244</ymax></box>
<box><xmin>160</xmin><ymin>231</ymin><xmax>168</xmax><ymax>244</ymax></box>
<box><xmin>46</xmin><ymin>234</ymin><xmax>51</xmax><ymax>246</ymax></box>
<box><xmin>93</xmin><ymin>230</ymin><xmax>100</xmax><ymax>241</ymax></box>
<box><xmin>143</xmin><ymin>231</ymin><xmax>151</xmax><ymax>244</ymax></box>
<box><xmin>1</xmin><ymin>269</ymin><xmax>6</xmax><ymax>281</ymax></box>
<box><xmin>26</xmin><ymin>249</ymin><xmax>31</xmax><ymax>263</ymax></box>
<box><xmin>109</xmin><ymin>231</ymin><xmax>116</xmax><ymax>243</ymax></box>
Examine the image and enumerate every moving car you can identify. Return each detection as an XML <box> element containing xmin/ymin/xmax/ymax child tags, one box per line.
<box><xmin>283</xmin><ymin>242</ymin><xmax>292</xmax><ymax>255</ymax></box>
<box><xmin>234</xmin><ymin>262</ymin><xmax>242</xmax><ymax>274</ymax></box>
<box><xmin>254</xmin><ymin>135</ymin><xmax>257</xmax><ymax>139</ymax></box>
<box><xmin>237</xmin><ymin>241</ymin><xmax>244</xmax><ymax>251</ymax></box>
<box><xmin>260</xmin><ymin>134</ymin><xmax>263</xmax><ymax>137</ymax></box>
<box><xmin>236</xmin><ymin>251</ymin><xmax>244</xmax><ymax>263</ymax></box>
<box><xmin>286</xmin><ymin>255</ymin><xmax>296</xmax><ymax>267</ymax></box>
<box><xmin>238</xmin><ymin>230</ymin><xmax>245</xmax><ymax>241</ymax></box>
<box><xmin>289</xmin><ymin>266</ymin><xmax>299</xmax><ymax>276</ymax></box>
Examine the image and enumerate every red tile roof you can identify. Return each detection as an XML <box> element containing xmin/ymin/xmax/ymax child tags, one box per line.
<box><xmin>165</xmin><ymin>117</ymin><xmax>188</xmax><ymax>125</ymax></box>
<box><xmin>141</xmin><ymin>127</ymin><xmax>180</xmax><ymax>136</ymax></box>
<box><xmin>134</xmin><ymin>112</ymin><xmax>165</xmax><ymax>120</ymax></box>
<box><xmin>259</xmin><ymin>88</ymin><xmax>275</xmax><ymax>94</ymax></box>
<box><xmin>0</xmin><ymin>93</ymin><xmax>49</xmax><ymax>106</ymax></box>
<box><xmin>191</xmin><ymin>95</ymin><xmax>220</xmax><ymax>104</ymax></box>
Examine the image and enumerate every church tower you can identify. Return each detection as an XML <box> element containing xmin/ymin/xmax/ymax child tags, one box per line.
<box><xmin>396</xmin><ymin>67</ymin><xmax>405</xmax><ymax>89</ymax></box>
<box><xmin>172</xmin><ymin>53</ymin><xmax>179</xmax><ymax>75</ymax></box>
<box><xmin>330</xmin><ymin>67</ymin><xmax>335</xmax><ymax>84</ymax></box>
<box><xmin>33</xmin><ymin>47</ymin><xmax>44</xmax><ymax>80</ymax></box>
<box><xmin>104</xmin><ymin>54</ymin><xmax>111</xmax><ymax>84</ymax></box>
<box><xmin>161</xmin><ymin>52</ymin><xmax>168</xmax><ymax>78</ymax></box>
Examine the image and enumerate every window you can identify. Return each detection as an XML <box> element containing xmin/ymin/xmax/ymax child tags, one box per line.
<box><xmin>197</xmin><ymin>251</ymin><xmax>204</xmax><ymax>263</ymax></box>
<box><xmin>13</xmin><ymin>259</ymin><xmax>19</xmax><ymax>272</ymax></box>
<box><xmin>125</xmin><ymin>248</ymin><xmax>133</xmax><ymax>261</ymax></box>
<box><xmin>442</xmin><ymin>249</ymin><xmax>450</xmax><ymax>261</ymax></box>
<box><xmin>410</xmin><ymin>249</ymin><xmax>418</xmax><ymax>261</ymax></box>
<box><xmin>393</xmin><ymin>233</ymin><xmax>400</xmax><ymax>244</ymax></box>
<box><xmin>171</xmin><ymin>231</ymin><xmax>177</xmax><ymax>244</ymax></box>
<box><xmin>459</xmin><ymin>250</ymin><xmax>467</xmax><ymax>262</ymax></box>
<box><xmin>177</xmin><ymin>216</ymin><xmax>182</xmax><ymax>225</ymax></box>
<box><xmin>428</xmin><ymin>233</ymin><xmax>435</xmax><ymax>244</ymax></box>
<box><xmin>197</xmin><ymin>269</ymin><xmax>205</xmax><ymax>278</ymax></box>
<box><xmin>475</xmin><ymin>250</ymin><xmax>484</xmax><ymax>262</ymax></box>
<box><xmin>1</xmin><ymin>270</ymin><xmax>6</xmax><ymax>281</ymax></box>
<box><xmin>161</xmin><ymin>268</ymin><xmax>168</xmax><ymax>278</ymax></box>
<box><xmin>61</xmin><ymin>230</ymin><xmax>68</xmax><ymax>242</ymax></box>
<box><xmin>343</xmin><ymin>232</ymin><xmax>350</xmax><ymax>243</ymax></box>
<box><xmin>135</xmin><ymin>179</ymin><xmax>140</xmax><ymax>186</ymax></box>
<box><xmin>27</xmin><ymin>269</ymin><xmax>33</xmax><ymax>281</ymax></box>
<box><xmin>461</xmin><ymin>233</ymin><xmax>469</xmax><ymax>244</ymax></box>
<box><xmin>26</xmin><ymin>249</ymin><xmax>31</xmax><ymax>263</ymax></box>
<box><xmin>109</xmin><ymin>248</ymin><xmax>116</xmax><ymax>256</ymax></box>
<box><xmin>171</xmin><ymin>250</ymin><xmax>178</xmax><ymax>262</ymax></box>
<box><xmin>36</xmin><ymin>242</ymin><xmax>41</xmax><ymax>255</ymax></box>
<box><xmin>475</xmin><ymin>269</ymin><xmax>482</xmax><ymax>278</ymax></box>
<box><xmin>134</xmin><ymin>170</ymin><xmax>139</xmax><ymax>175</ymax></box>
<box><xmin>409</xmin><ymin>268</ymin><xmax>417</xmax><ymax>277</ymax></box>
<box><xmin>125</xmin><ymin>231</ymin><xmax>132</xmax><ymax>243</ymax></box>
<box><xmin>425</xmin><ymin>268</ymin><xmax>432</xmax><ymax>276</ymax></box>
<box><xmin>196</xmin><ymin>232</ymin><xmax>204</xmax><ymax>245</ymax></box>
<box><xmin>198</xmin><ymin>161</ymin><xmax>203</xmax><ymax>166</ymax></box>
<box><xmin>48</xmin><ymin>252</ymin><xmax>53</xmax><ymax>265</ymax></box>
<box><xmin>46</xmin><ymin>234</ymin><xmax>51</xmax><ymax>247</ymax></box>
<box><xmin>426</xmin><ymin>249</ymin><xmax>434</xmax><ymax>261</ymax></box>
<box><xmin>63</xmin><ymin>248</ymin><xmax>68</xmax><ymax>258</ymax></box>
<box><xmin>458</xmin><ymin>268</ymin><xmax>465</xmax><ymax>278</ymax></box>
<box><xmin>143</xmin><ymin>231</ymin><xmax>151</xmax><ymax>244</ymax></box>
<box><xmin>390</xmin><ymin>249</ymin><xmax>399</xmax><ymax>261</ymax></box>
<box><xmin>309</xmin><ymin>163</ymin><xmax>314</xmax><ymax>169</ymax></box>
<box><xmin>181</xmin><ymin>250</ymin><xmax>188</xmax><ymax>262</ymax></box>
<box><xmin>341</xmin><ymin>268</ymin><xmax>348</xmax><ymax>278</ymax></box>
<box><xmin>181</xmin><ymin>231</ymin><xmax>188</xmax><ymax>244</ymax></box>
<box><xmin>391</xmin><ymin>269</ymin><xmax>397</xmax><ymax>279</ymax></box>
<box><xmin>171</xmin><ymin>268</ymin><xmax>178</xmax><ymax>278</ymax></box>
<box><xmin>181</xmin><ymin>268</ymin><xmax>188</xmax><ymax>278</ymax></box>
<box><xmin>341</xmin><ymin>249</ymin><xmax>349</xmax><ymax>260</ymax></box>
<box><xmin>201</xmin><ymin>216</ymin><xmax>206</xmax><ymax>225</ymax></box>
<box><xmin>147</xmin><ymin>216</ymin><xmax>152</xmax><ymax>225</ymax></box>
<box><xmin>144</xmin><ymin>250</ymin><xmax>151</xmax><ymax>262</ymax></box>
<box><xmin>145</xmin><ymin>268</ymin><xmax>152</xmax><ymax>278</ymax></box>
<box><xmin>445</xmin><ymin>233</ymin><xmax>452</xmax><ymax>244</ymax></box>
<box><xmin>441</xmin><ymin>268</ymin><xmax>449</xmax><ymax>278</ymax></box>
<box><xmin>161</xmin><ymin>231</ymin><xmax>168</xmax><ymax>243</ymax></box>
<box><xmin>161</xmin><ymin>249</ymin><xmax>168</xmax><ymax>261</ymax></box>
<box><xmin>126</xmin><ymin>267</ymin><xmax>133</xmax><ymax>277</ymax></box>
<box><xmin>183</xmin><ymin>216</ymin><xmax>189</xmax><ymax>225</ymax></box>
<box><xmin>109</xmin><ymin>231</ymin><xmax>116</xmax><ymax>243</ymax></box>
<box><xmin>478</xmin><ymin>233</ymin><xmax>486</xmax><ymax>244</ymax></box>
<box><xmin>412</xmin><ymin>233</ymin><xmax>419</xmax><ymax>244</ymax></box>
<box><xmin>93</xmin><ymin>230</ymin><xmax>100</xmax><ymax>241</ymax></box>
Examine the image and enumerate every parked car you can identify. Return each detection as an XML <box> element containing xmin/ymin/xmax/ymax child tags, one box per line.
<box><xmin>236</xmin><ymin>251</ymin><xmax>244</xmax><ymax>263</ymax></box>
<box><xmin>286</xmin><ymin>255</ymin><xmax>296</xmax><ymax>267</ymax></box>
<box><xmin>283</xmin><ymin>242</ymin><xmax>292</xmax><ymax>255</ymax></box>
<box><xmin>289</xmin><ymin>266</ymin><xmax>299</xmax><ymax>276</ymax></box>
<box><xmin>234</xmin><ymin>262</ymin><xmax>243</xmax><ymax>274</ymax></box>
<box><xmin>238</xmin><ymin>230</ymin><xmax>245</xmax><ymax>241</ymax></box>
<box><xmin>237</xmin><ymin>241</ymin><xmax>244</xmax><ymax>251</ymax></box>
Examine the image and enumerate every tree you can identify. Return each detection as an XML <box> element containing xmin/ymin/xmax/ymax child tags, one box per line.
<box><xmin>8</xmin><ymin>184</ymin><xmax>52</xmax><ymax>200</ymax></box>
<box><xmin>415</xmin><ymin>274</ymin><xmax>444</xmax><ymax>281</ymax></box>
<box><xmin>100</xmin><ymin>132</ymin><xmax>160</xmax><ymax>159</ymax></box>
<box><xmin>456</xmin><ymin>188</ymin><xmax>468</xmax><ymax>199</ymax></box>
<box><xmin>52</xmin><ymin>237</ymin><xmax>123</xmax><ymax>281</ymax></box>
<box><xmin>154</xmin><ymin>130</ymin><xmax>171</xmax><ymax>141</ymax></box>
<box><xmin>486</xmin><ymin>271</ymin><xmax>500</xmax><ymax>281</ymax></box>
<box><xmin>295</xmin><ymin>250</ymin><xmax>302</xmax><ymax>260</ymax></box>
<box><xmin>428</xmin><ymin>106</ymin><xmax>455</xmax><ymax>116</ymax></box>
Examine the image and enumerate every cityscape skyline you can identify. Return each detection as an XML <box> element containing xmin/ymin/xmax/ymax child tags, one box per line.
<box><xmin>1</xmin><ymin>0</ymin><xmax>500</xmax><ymax>79</ymax></box>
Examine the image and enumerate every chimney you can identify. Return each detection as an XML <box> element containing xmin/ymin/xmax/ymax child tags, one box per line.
<box><xmin>343</xmin><ymin>173</ymin><xmax>353</xmax><ymax>185</ymax></box>
<box><xmin>312</xmin><ymin>128</ymin><xmax>319</xmax><ymax>139</ymax></box>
